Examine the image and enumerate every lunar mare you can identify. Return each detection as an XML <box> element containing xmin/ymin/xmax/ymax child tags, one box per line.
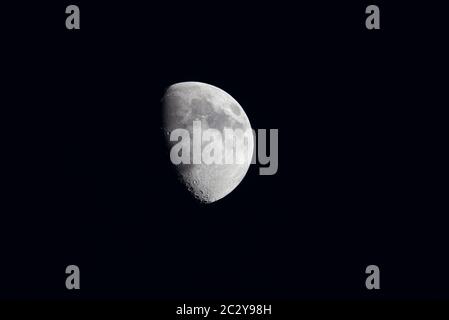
<box><xmin>162</xmin><ymin>82</ymin><xmax>254</xmax><ymax>203</ymax></box>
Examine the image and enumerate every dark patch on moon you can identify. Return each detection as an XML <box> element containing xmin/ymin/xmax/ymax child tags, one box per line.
<box><xmin>230</xmin><ymin>103</ymin><xmax>241</xmax><ymax>116</ymax></box>
<box><xmin>206</xmin><ymin>109</ymin><xmax>233</xmax><ymax>132</ymax></box>
<box><xmin>190</xmin><ymin>98</ymin><xmax>213</xmax><ymax>117</ymax></box>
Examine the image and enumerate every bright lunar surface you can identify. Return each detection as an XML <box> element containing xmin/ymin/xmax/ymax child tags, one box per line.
<box><xmin>162</xmin><ymin>82</ymin><xmax>254</xmax><ymax>203</ymax></box>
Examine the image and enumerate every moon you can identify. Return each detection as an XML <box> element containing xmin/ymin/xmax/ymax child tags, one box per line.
<box><xmin>161</xmin><ymin>82</ymin><xmax>254</xmax><ymax>203</ymax></box>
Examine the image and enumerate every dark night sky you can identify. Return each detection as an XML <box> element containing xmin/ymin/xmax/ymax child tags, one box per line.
<box><xmin>1</xmin><ymin>1</ymin><xmax>447</xmax><ymax>300</ymax></box>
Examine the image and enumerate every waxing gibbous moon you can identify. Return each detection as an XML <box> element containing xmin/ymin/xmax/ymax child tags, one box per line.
<box><xmin>161</xmin><ymin>82</ymin><xmax>254</xmax><ymax>203</ymax></box>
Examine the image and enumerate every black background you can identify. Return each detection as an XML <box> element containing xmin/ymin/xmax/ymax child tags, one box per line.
<box><xmin>1</xmin><ymin>0</ymin><xmax>448</xmax><ymax>301</ymax></box>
